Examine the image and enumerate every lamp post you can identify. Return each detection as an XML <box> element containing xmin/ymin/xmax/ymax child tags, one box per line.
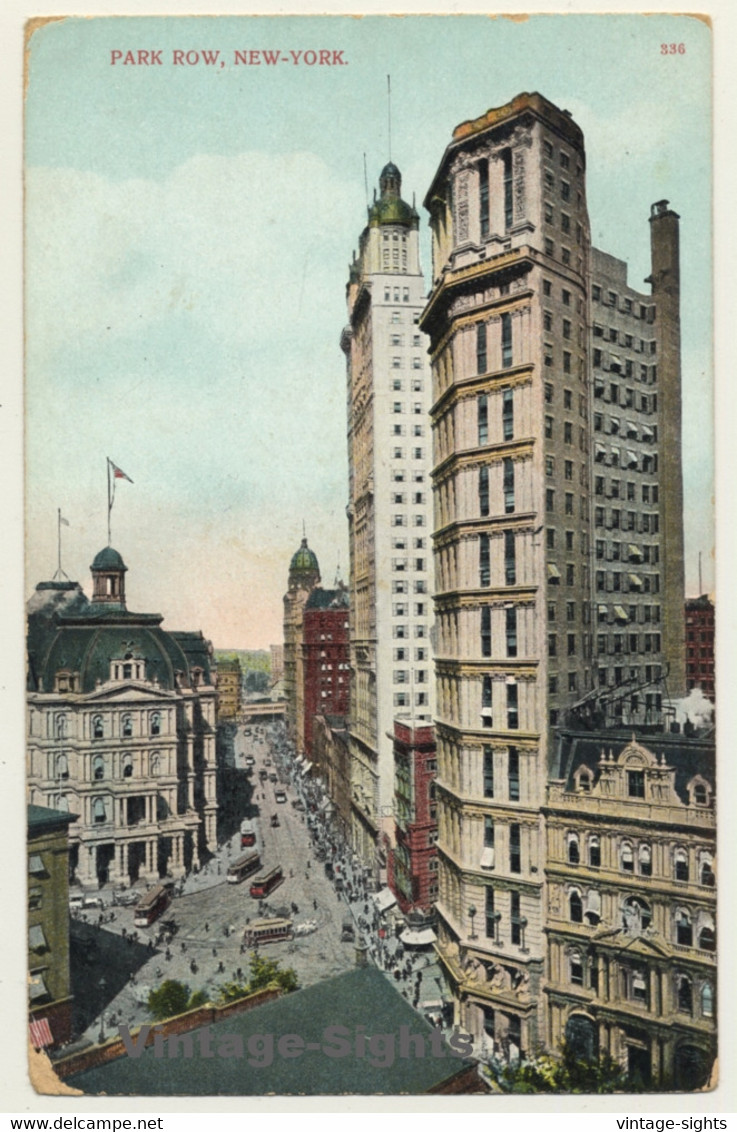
<box><xmin>519</xmin><ymin>916</ymin><xmax>528</xmax><ymax>953</ymax></box>
<box><xmin>468</xmin><ymin>905</ymin><xmax>477</xmax><ymax>940</ymax></box>
<box><xmin>491</xmin><ymin>910</ymin><xmax>502</xmax><ymax>943</ymax></box>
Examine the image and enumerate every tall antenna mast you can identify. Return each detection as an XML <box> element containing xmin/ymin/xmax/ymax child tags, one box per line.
<box><xmin>698</xmin><ymin>550</ymin><xmax>703</xmax><ymax>596</ymax></box>
<box><xmin>387</xmin><ymin>74</ymin><xmax>392</xmax><ymax>161</ymax></box>
<box><xmin>363</xmin><ymin>152</ymin><xmax>369</xmax><ymax>211</ymax></box>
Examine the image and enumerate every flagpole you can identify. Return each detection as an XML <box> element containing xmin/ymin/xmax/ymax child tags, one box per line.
<box><xmin>107</xmin><ymin>458</ymin><xmax>112</xmax><ymax>546</ymax></box>
<box><xmin>57</xmin><ymin>508</ymin><xmax>62</xmax><ymax>576</ymax></box>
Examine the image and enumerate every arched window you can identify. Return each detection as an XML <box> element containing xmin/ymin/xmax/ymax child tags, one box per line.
<box><xmin>585</xmin><ymin>889</ymin><xmax>601</xmax><ymax>926</ymax></box>
<box><xmin>638</xmin><ymin>843</ymin><xmax>652</xmax><ymax>877</ymax></box>
<box><xmin>701</xmin><ymin>983</ymin><xmax>714</xmax><ymax>1018</ymax></box>
<box><xmin>622</xmin><ymin>896</ymin><xmax>652</xmax><ymax>934</ymax></box>
<box><xmin>569</xmin><ymin>950</ymin><xmax>584</xmax><ymax>985</ymax></box>
<box><xmin>92</xmin><ymin>755</ymin><xmax>104</xmax><ymax>781</ymax></box>
<box><xmin>569</xmin><ymin>889</ymin><xmax>583</xmax><ymax>923</ymax></box>
<box><xmin>92</xmin><ymin>798</ymin><xmax>107</xmax><ymax>824</ymax></box>
<box><xmin>567</xmin><ymin>832</ymin><xmax>580</xmax><ymax>865</ymax></box>
<box><xmin>698</xmin><ymin>914</ymin><xmax>716</xmax><ymax>952</ymax></box>
<box><xmin>677</xmin><ymin>974</ymin><xmax>693</xmax><ymax>1014</ymax></box>
<box><xmin>55</xmin><ymin>715</ymin><xmax>67</xmax><ymax>739</ymax></box>
<box><xmin>700</xmin><ymin>857</ymin><xmax>715</xmax><ymax>887</ymax></box>
<box><xmin>122</xmin><ymin>715</ymin><xmax>133</xmax><ymax>738</ymax></box>
<box><xmin>150</xmin><ymin>754</ymin><xmax>161</xmax><ymax>777</ymax></box>
<box><xmin>55</xmin><ymin>753</ymin><xmax>69</xmax><ymax>780</ymax></box>
<box><xmin>150</xmin><ymin>712</ymin><xmax>161</xmax><ymax>737</ymax></box>
<box><xmin>92</xmin><ymin>715</ymin><xmax>104</xmax><ymax>740</ymax></box>
<box><xmin>693</xmin><ymin>782</ymin><xmax>708</xmax><ymax>806</ymax></box>
<box><xmin>674</xmin><ymin>848</ymin><xmax>689</xmax><ymax>882</ymax></box>
<box><xmin>578</xmin><ymin>772</ymin><xmax>592</xmax><ymax>793</ymax></box>
<box><xmin>620</xmin><ymin>842</ymin><xmax>634</xmax><ymax>873</ymax></box>
<box><xmin>122</xmin><ymin>755</ymin><xmax>133</xmax><ymax>779</ymax></box>
<box><xmin>588</xmin><ymin>835</ymin><xmax>601</xmax><ymax>868</ymax></box>
<box><xmin>676</xmin><ymin>908</ymin><xmax>693</xmax><ymax>947</ymax></box>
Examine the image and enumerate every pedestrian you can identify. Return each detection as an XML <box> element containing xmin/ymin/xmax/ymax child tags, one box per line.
<box><xmin>313</xmin><ymin>899</ymin><xmax>317</xmax><ymax>911</ymax></box>
<box><xmin>205</xmin><ymin>922</ymin><xmax>209</xmax><ymax>932</ymax></box>
<box><xmin>217</xmin><ymin>961</ymin><xmax>224</xmax><ymax>974</ymax></box>
<box><xmin>212</xmin><ymin>947</ymin><xmax>217</xmax><ymax>957</ymax></box>
<box><xmin>165</xmin><ymin>949</ymin><xmax>171</xmax><ymax>961</ymax></box>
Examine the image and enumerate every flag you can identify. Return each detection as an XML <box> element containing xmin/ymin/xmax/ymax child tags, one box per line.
<box><xmin>109</xmin><ymin>460</ymin><xmax>133</xmax><ymax>484</ymax></box>
<box><xmin>59</xmin><ymin>515</ymin><xmax>69</xmax><ymax>527</ymax></box>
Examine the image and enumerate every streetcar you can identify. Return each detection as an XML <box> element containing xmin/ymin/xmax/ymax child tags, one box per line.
<box><xmin>240</xmin><ymin>819</ymin><xmax>256</xmax><ymax>848</ymax></box>
<box><xmin>242</xmin><ymin>917</ymin><xmax>293</xmax><ymax>947</ymax></box>
<box><xmin>249</xmin><ymin>865</ymin><xmax>284</xmax><ymax>898</ymax></box>
<box><xmin>133</xmin><ymin>884</ymin><xmax>171</xmax><ymax>927</ymax></box>
<box><xmin>226</xmin><ymin>850</ymin><xmax>262</xmax><ymax>885</ymax></box>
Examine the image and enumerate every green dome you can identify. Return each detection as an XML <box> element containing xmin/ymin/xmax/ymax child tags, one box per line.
<box><xmin>290</xmin><ymin>538</ymin><xmax>320</xmax><ymax>576</ymax></box>
<box><xmin>91</xmin><ymin>546</ymin><xmax>127</xmax><ymax>572</ymax></box>
<box><xmin>369</xmin><ymin>195</ymin><xmax>417</xmax><ymax>227</ymax></box>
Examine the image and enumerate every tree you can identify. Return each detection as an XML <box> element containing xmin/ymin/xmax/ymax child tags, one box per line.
<box><xmin>147</xmin><ymin>980</ymin><xmax>208</xmax><ymax>1021</ymax></box>
<box><xmin>217</xmin><ymin>951</ymin><xmax>298</xmax><ymax>1004</ymax></box>
<box><xmin>489</xmin><ymin>1042</ymin><xmax>633</xmax><ymax>1095</ymax></box>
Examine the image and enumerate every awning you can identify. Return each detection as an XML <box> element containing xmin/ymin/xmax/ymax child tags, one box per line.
<box><xmin>400</xmin><ymin>927</ymin><xmax>437</xmax><ymax>947</ymax></box>
<box><xmin>594</xmin><ymin>443</ymin><xmax>606</xmax><ymax>460</ymax></box>
<box><xmin>28</xmin><ymin>925</ymin><xmax>47</xmax><ymax>951</ymax></box>
<box><xmin>480</xmin><ymin>847</ymin><xmax>495</xmax><ymax>869</ymax></box>
<box><xmin>609</xmin><ymin>417</ymin><xmax>620</xmax><ymax>433</ymax></box>
<box><xmin>626</xmin><ymin>450</ymin><xmax>638</xmax><ymax>467</ymax></box>
<box><xmin>626</xmin><ymin>421</ymin><xmax>638</xmax><ymax>438</ymax></box>
<box><xmin>642</xmin><ymin>426</ymin><xmax>655</xmax><ymax>441</ymax></box>
<box><xmin>28</xmin><ymin>855</ymin><xmax>45</xmax><ymax>876</ymax></box>
<box><xmin>294</xmin><ymin>756</ymin><xmax>305</xmax><ymax>767</ymax></box>
<box><xmin>628</xmin><ymin>544</ymin><xmax>643</xmax><ymax>559</ymax></box>
<box><xmin>597</xmin><ymin>604</ymin><xmax>609</xmax><ymax>616</ymax></box>
<box><xmin>300</xmin><ymin>761</ymin><xmax>313</xmax><ymax>776</ymax></box>
<box><xmin>29</xmin><ymin>1017</ymin><xmax>53</xmax><ymax>1049</ymax></box>
<box><xmin>614</xmin><ymin>605</ymin><xmax>629</xmax><ymax>622</ymax></box>
<box><xmin>628</xmin><ymin>574</ymin><xmax>643</xmax><ymax>588</ymax></box>
<box><xmin>29</xmin><ymin>973</ymin><xmax>49</xmax><ymax>1002</ymax></box>
<box><xmin>373</xmin><ymin>887</ymin><xmax>397</xmax><ymax>914</ymax></box>
<box><xmin>547</xmin><ymin>564</ymin><xmax>561</xmax><ymax>579</ymax></box>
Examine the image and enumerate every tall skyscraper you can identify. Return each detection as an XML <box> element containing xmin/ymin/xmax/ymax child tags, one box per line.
<box><xmin>283</xmin><ymin>536</ymin><xmax>321</xmax><ymax>755</ymax></box>
<box><xmin>342</xmin><ymin>162</ymin><xmax>435</xmax><ymax>875</ymax></box>
<box><xmin>420</xmin><ymin>92</ymin><xmax>685</xmax><ymax>1054</ymax></box>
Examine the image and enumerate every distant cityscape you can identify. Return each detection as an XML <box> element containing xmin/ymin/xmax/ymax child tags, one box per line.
<box><xmin>27</xmin><ymin>92</ymin><xmax>715</xmax><ymax>1095</ymax></box>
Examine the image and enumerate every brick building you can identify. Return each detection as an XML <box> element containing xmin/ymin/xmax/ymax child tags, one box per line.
<box><xmin>685</xmin><ymin>595</ymin><xmax>715</xmax><ymax>701</ymax></box>
<box><xmin>388</xmin><ymin>722</ymin><xmax>438</xmax><ymax>913</ymax></box>
<box><xmin>302</xmin><ymin>586</ymin><xmax>350</xmax><ymax>759</ymax></box>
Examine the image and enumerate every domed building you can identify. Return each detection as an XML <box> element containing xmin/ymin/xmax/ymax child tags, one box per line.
<box><xmin>282</xmin><ymin>536</ymin><xmax>320</xmax><ymax>754</ymax></box>
<box><xmin>26</xmin><ymin>547</ymin><xmax>218</xmax><ymax>888</ymax></box>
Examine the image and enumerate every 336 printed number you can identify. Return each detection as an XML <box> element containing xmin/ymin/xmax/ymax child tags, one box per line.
<box><xmin>661</xmin><ymin>43</ymin><xmax>686</xmax><ymax>54</ymax></box>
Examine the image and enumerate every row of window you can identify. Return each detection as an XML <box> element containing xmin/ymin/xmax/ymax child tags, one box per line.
<box><xmin>566</xmin><ymin>890</ymin><xmax>716</xmax><ymax>952</ymax></box>
<box><xmin>594</xmin><ymin>378</ymin><xmax>658</xmax><ymax>413</ymax></box>
<box><xmin>565</xmin><ymin>950</ymin><xmax>712</xmax><ymax>1021</ymax></box>
<box><xmin>480</xmin><ymin>677</ymin><xmax>519</xmax><ymax>730</ymax></box>
<box><xmin>594</xmin><ymin>507</ymin><xmax>660</xmax><ymax>532</ymax></box>
<box><xmin>565</xmin><ymin>832</ymin><xmax>715</xmax><ymax>884</ymax></box>
<box><xmin>479</xmin><ymin>606</ymin><xmax>518</xmax><ymax>658</ymax></box>
<box><xmin>476</xmin><ymin>318</ymin><xmax>513</xmax><ymax>375</ymax></box>
<box><xmin>593</xmin><ymin>355</ymin><xmax>658</xmax><ymax>386</ymax></box>
<box><xmin>591</xmin><ymin>285</ymin><xmax>655</xmax><ymax>322</ymax></box>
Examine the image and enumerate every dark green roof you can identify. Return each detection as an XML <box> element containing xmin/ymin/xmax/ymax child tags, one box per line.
<box><xmin>67</xmin><ymin>966</ymin><xmax>475</xmax><ymax>1096</ymax></box>
<box><xmin>289</xmin><ymin>538</ymin><xmax>319</xmax><ymax>577</ymax></box>
<box><xmin>91</xmin><ymin>546</ymin><xmax>127</xmax><ymax>572</ymax></box>
<box><xmin>28</xmin><ymin>803</ymin><xmax>78</xmax><ymax>832</ymax></box>
<box><xmin>304</xmin><ymin>587</ymin><xmax>349</xmax><ymax>612</ymax></box>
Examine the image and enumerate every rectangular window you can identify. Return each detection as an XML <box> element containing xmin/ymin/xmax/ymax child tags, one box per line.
<box><xmin>483</xmin><ymin>746</ymin><xmax>494</xmax><ymax>798</ymax></box>
<box><xmin>501</xmin><ymin>312</ymin><xmax>513</xmax><ymax>368</ymax></box>
<box><xmin>505</xmin><ymin>530</ymin><xmax>516</xmax><ymax>585</ymax></box>
<box><xmin>507</xmin><ymin>683</ymin><xmax>519</xmax><ymax>729</ymax></box>
<box><xmin>476</xmin><ymin>322</ymin><xmax>487</xmax><ymax>374</ymax></box>
<box><xmin>485</xmin><ymin>886</ymin><xmax>496</xmax><ymax>938</ymax></box>
<box><xmin>503</xmin><ymin>148</ymin><xmax>513</xmax><ymax>229</ymax></box>
<box><xmin>481</xmin><ymin>606</ymin><xmax>492</xmax><ymax>657</ymax></box>
<box><xmin>506</xmin><ymin>606</ymin><xmax>517</xmax><ymax>658</ymax></box>
<box><xmin>509</xmin><ymin>823</ymin><xmax>521</xmax><ymax>872</ymax></box>
<box><xmin>477</xmin><ymin>393</ymin><xmax>488</xmax><ymax>446</ymax></box>
<box><xmin>503</xmin><ymin>458</ymin><xmax>515</xmax><ymax>513</ymax></box>
<box><xmin>479</xmin><ymin>466</ymin><xmax>490</xmax><ymax>516</ymax></box>
<box><xmin>508</xmin><ymin>747</ymin><xmax>520</xmax><ymax>801</ymax></box>
<box><xmin>484</xmin><ymin>815</ymin><xmax>495</xmax><ymax>848</ymax></box>
<box><xmin>628</xmin><ymin>770</ymin><xmax>645</xmax><ymax>798</ymax></box>
<box><xmin>479</xmin><ymin>533</ymin><xmax>491</xmax><ymax>587</ymax></box>
<box><xmin>510</xmin><ymin>891</ymin><xmax>521</xmax><ymax>945</ymax></box>
<box><xmin>482</xmin><ymin>675</ymin><xmax>493</xmax><ymax>728</ymax></box>
<box><xmin>479</xmin><ymin>160</ymin><xmax>490</xmax><ymax>238</ymax></box>
<box><xmin>502</xmin><ymin>389</ymin><xmax>514</xmax><ymax>440</ymax></box>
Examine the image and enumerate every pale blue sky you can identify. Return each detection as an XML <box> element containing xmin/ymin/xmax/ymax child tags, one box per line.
<box><xmin>25</xmin><ymin>13</ymin><xmax>713</xmax><ymax>647</ymax></box>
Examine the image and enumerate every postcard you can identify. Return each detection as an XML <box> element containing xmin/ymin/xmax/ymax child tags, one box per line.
<box><xmin>22</xmin><ymin>11</ymin><xmax>718</xmax><ymax>1103</ymax></box>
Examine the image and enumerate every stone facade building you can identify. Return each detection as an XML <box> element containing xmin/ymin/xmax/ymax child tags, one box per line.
<box><xmin>26</xmin><ymin>548</ymin><xmax>218</xmax><ymax>887</ymax></box>
<box><xmin>342</xmin><ymin>161</ymin><xmax>435</xmax><ymax>876</ymax></box>
<box><xmin>419</xmin><ymin>92</ymin><xmax>688</xmax><ymax>1056</ymax></box>
<box><xmin>282</xmin><ymin>537</ymin><xmax>320</xmax><ymax>755</ymax></box>
<box><xmin>215</xmin><ymin>657</ymin><xmax>242</xmax><ymax>722</ymax></box>
<box><xmin>545</xmin><ymin>731</ymin><xmax>716</xmax><ymax>1090</ymax></box>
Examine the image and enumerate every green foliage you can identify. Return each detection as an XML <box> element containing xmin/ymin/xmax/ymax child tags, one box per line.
<box><xmin>493</xmin><ymin>1042</ymin><xmax>632</xmax><ymax>1095</ymax></box>
<box><xmin>216</xmin><ymin>951</ymin><xmax>298</xmax><ymax>1004</ymax></box>
<box><xmin>147</xmin><ymin>980</ymin><xmax>191</xmax><ymax>1021</ymax></box>
<box><xmin>147</xmin><ymin>980</ymin><xmax>208</xmax><ymax>1021</ymax></box>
